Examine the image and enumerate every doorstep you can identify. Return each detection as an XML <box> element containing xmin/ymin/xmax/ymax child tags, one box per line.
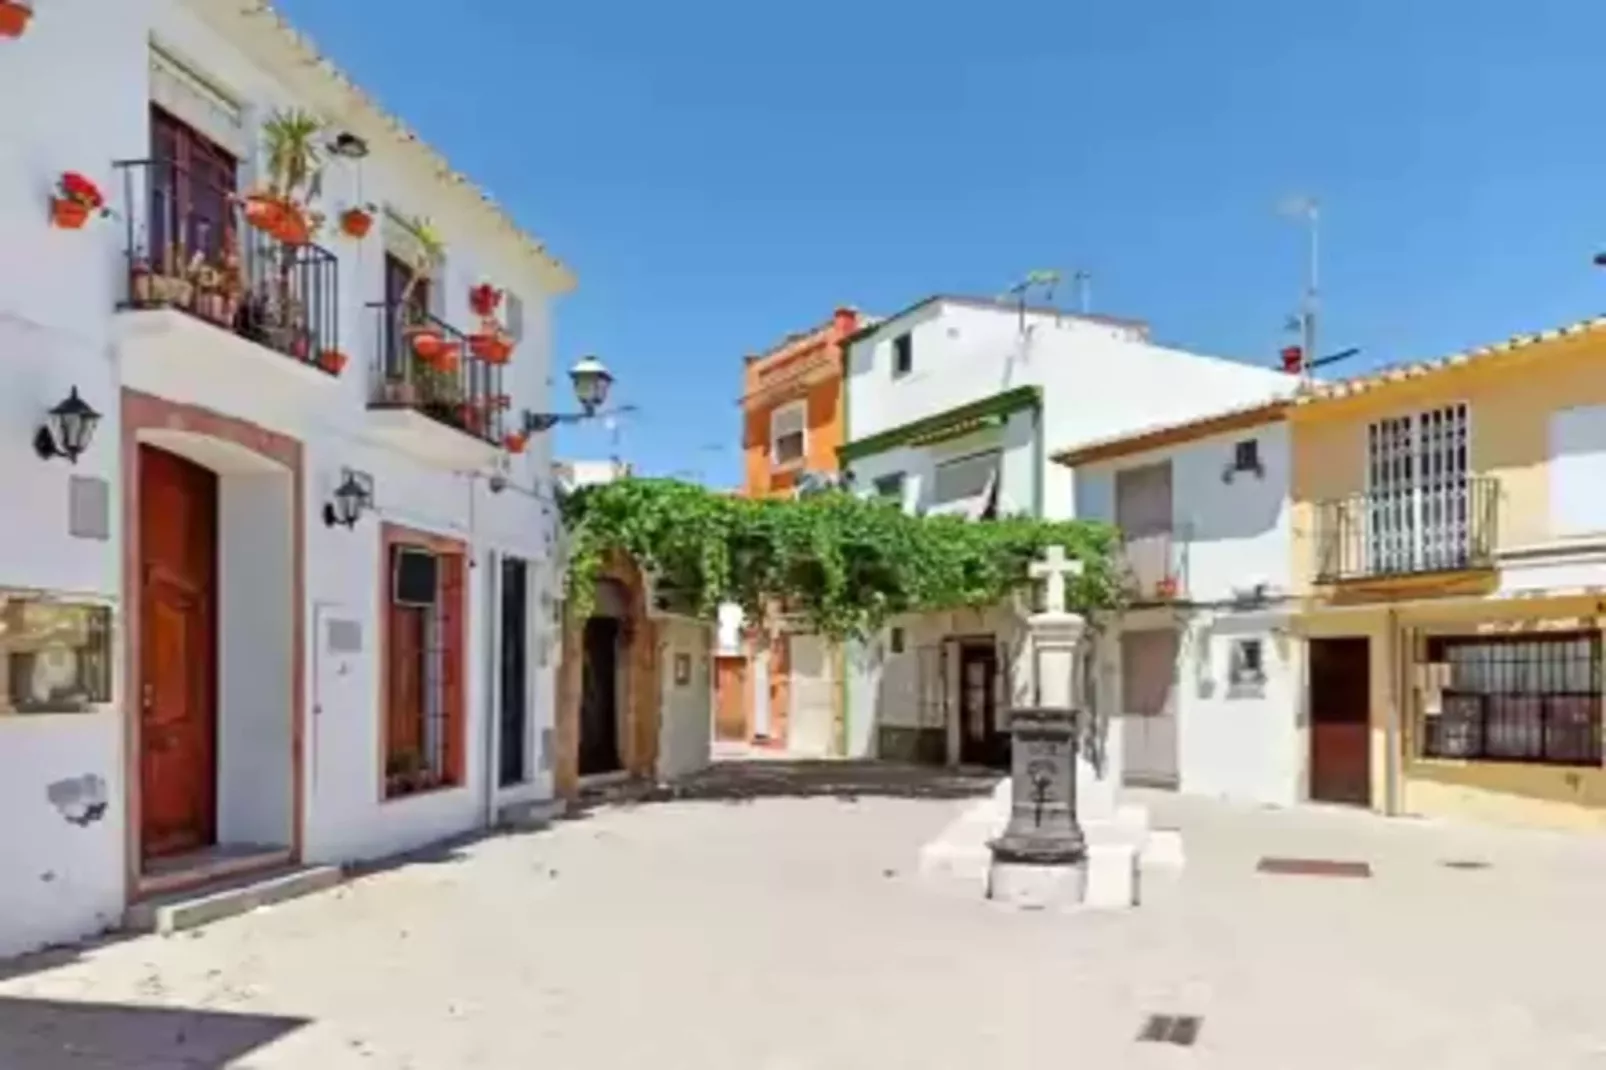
<box><xmin>137</xmin><ymin>843</ymin><xmax>294</xmax><ymax>898</ymax></box>
<box><xmin>124</xmin><ymin>862</ymin><xmax>344</xmax><ymax>936</ymax></box>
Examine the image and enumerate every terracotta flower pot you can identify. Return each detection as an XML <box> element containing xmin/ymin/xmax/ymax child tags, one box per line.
<box><xmin>469</xmin><ymin>331</ymin><xmax>513</xmax><ymax>364</ymax></box>
<box><xmin>1155</xmin><ymin>576</ymin><xmax>1179</xmax><ymax>599</ymax></box>
<box><xmin>409</xmin><ymin>329</ymin><xmax>444</xmax><ymax>361</ymax></box>
<box><xmin>469</xmin><ymin>283</ymin><xmax>502</xmax><ymax>318</ymax></box>
<box><xmin>434</xmin><ymin>343</ymin><xmax>462</xmax><ymax>373</ymax></box>
<box><xmin>51</xmin><ymin>198</ymin><xmax>90</xmax><ymax>230</ymax></box>
<box><xmin>340</xmin><ymin>208</ymin><xmax>373</xmax><ymax>239</ymax></box>
<box><xmin>503</xmin><ymin>431</ymin><xmax>529</xmax><ymax>455</ymax></box>
<box><xmin>243</xmin><ymin>194</ymin><xmax>287</xmax><ymax>235</ymax></box>
<box><xmin>318</xmin><ymin>349</ymin><xmax>348</xmax><ymax>375</ymax></box>
<box><xmin>274</xmin><ymin>204</ymin><xmax>312</xmax><ymax>246</ymax></box>
<box><xmin>0</xmin><ymin>2</ymin><xmax>32</xmax><ymax>38</ymax></box>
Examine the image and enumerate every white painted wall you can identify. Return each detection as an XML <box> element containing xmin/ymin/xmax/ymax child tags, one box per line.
<box><xmin>1075</xmin><ymin>423</ymin><xmax>1300</xmax><ymax>807</ymax></box>
<box><xmin>1073</xmin><ymin>421</ymin><xmax>1293</xmax><ymax>603</ymax></box>
<box><xmin>0</xmin><ymin>0</ymin><xmax>563</xmax><ymax>956</ymax></box>
<box><xmin>656</xmin><ymin>620</ymin><xmax>713</xmax><ymax>781</ymax></box>
<box><xmin>845</xmin><ymin>411</ymin><xmax>1039</xmax><ymax>518</ymax></box>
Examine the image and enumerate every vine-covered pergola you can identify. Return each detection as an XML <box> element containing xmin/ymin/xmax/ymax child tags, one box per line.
<box><xmin>560</xmin><ymin>479</ymin><xmax>1125</xmax><ymax>641</ymax></box>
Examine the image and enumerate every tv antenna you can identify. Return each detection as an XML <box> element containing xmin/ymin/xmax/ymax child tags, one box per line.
<box><xmin>1002</xmin><ymin>269</ymin><xmax>1064</xmax><ymax>333</ymax></box>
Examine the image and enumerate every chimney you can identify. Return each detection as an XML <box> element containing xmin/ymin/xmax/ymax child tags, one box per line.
<box><xmin>832</xmin><ymin>306</ymin><xmax>857</xmax><ymax>338</ymax></box>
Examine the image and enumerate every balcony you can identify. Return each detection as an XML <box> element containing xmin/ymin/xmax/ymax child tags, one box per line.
<box><xmin>112</xmin><ymin>158</ymin><xmax>341</xmax><ymax>413</ymax></box>
<box><xmin>1120</xmin><ymin>526</ymin><xmax>1185</xmax><ymax>603</ymax></box>
<box><xmin>364</xmin><ymin>301</ymin><xmax>507</xmax><ymax>469</ymax></box>
<box><xmin>1314</xmin><ymin>477</ymin><xmax>1499</xmax><ymax>584</ymax></box>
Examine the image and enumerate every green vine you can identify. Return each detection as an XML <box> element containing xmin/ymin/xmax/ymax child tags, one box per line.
<box><xmin>560</xmin><ymin>479</ymin><xmax>1126</xmax><ymax>640</ymax></box>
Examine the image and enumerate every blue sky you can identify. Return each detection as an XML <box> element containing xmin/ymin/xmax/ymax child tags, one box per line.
<box><xmin>277</xmin><ymin>0</ymin><xmax>1606</xmax><ymax>488</ymax></box>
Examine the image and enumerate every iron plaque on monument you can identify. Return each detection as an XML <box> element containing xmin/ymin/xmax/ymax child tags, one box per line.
<box><xmin>989</xmin><ymin>705</ymin><xmax>1085</xmax><ymax>866</ymax></box>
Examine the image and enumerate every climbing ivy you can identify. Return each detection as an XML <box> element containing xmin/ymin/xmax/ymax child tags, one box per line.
<box><xmin>560</xmin><ymin>478</ymin><xmax>1125</xmax><ymax>640</ymax></box>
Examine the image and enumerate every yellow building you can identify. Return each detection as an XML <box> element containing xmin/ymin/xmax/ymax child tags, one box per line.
<box><xmin>1292</xmin><ymin>316</ymin><xmax>1606</xmax><ymax>830</ymax></box>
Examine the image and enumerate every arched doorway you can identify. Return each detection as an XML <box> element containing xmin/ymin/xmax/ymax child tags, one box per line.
<box><xmin>578</xmin><ymin>578</ymin><xmax>630</xmax><ymax>776</ymax></box>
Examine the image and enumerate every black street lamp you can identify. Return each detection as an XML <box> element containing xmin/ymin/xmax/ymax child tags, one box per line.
<box><xmin>524</xmin><ymin>356</ymin><xmax>617</xmax><ymax>433</ymax></box>
<box><xmin>34</xmin><ymin>387</ymin><xmax>101</xmax><ymax>464</ymax></box>
<box><xmin>322</xmin><ymin>468</ymin><xmax>373</xmax><ymax>528</ymax></box>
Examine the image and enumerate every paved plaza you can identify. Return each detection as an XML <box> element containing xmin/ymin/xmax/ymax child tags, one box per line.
<box><xmin>4</xmin><ymin>763</ymin><xmax>1606</xmax><ymax>1068</ymax></box>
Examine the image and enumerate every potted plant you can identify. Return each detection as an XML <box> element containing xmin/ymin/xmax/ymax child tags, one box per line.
<box><xmin>245</xmin><ymin>108</ymin><xmax>325</xmax><ymax>246</ymax></box>
<box><xmin>51</xmin><ymin>171</ymin><xmax>108</xmax><ymax>230</ymax></box>
<box><xmin>469</xmin><ymin>282</ymin><xmax>502</xmax><ymax>318</ymax></box>
<box><xmin>0</xmin><ymin>1</ymin><xmax>32</xmax><ymax>38</ymax></box>
<box><xmin>339</xmin><ymin>203</ymin><xmax>375</xmax><ymax>239</ymax></box>
<box><xmin>503</xmin><ymin>430</ymin><xmax>529</xmax><ymax>454</ymax></box>
<box><xmin>1155</xmin><ymin>575</ymin><xmax>1179</xmax><ymax>599</ymax></box>
<box><xmin>469</xmin><ymin>328</ymin><xmax>514</xmax><ymax>364</ymax></box>
<box><xmin>318</xmin><ymin>349</ymin><xmax>348</xmax><ymax>375</ymax></box>
<box><xmin>408</xmin><ymin>325</ymin><xmax>445</xmax><ymax>361</ymax></box>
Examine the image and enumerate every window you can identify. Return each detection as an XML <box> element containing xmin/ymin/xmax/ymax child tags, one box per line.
<box><xmin>771</xmin><ymin>400</ymin><xmax>807</xmax><ymax>468</ymax></box>
<box><xmin>1549</xmin><ymin>405</ymin><xmax>1606</xmax><ymax>535</ymax></box>
<box><xmin>932</xmin><ymin>450</ymin><xmax>1000</xmax><ymax>506</ymax></box>
<box><xmin>873</xmin><ymin>472</ymin><xmax>906</xmax><ymax>506</ymax></box>
<box><xmin>1365</xmin><ymin>404</ymin><xmax>1471</xmax><ymax>573</ymax></box>
<box><xmin>504</xmin><ymin>290</ymin><xmax>525</xmax><ymax>343</ymax></box>
<box><xmin>889</xmin><ymin>627</ymin><xmax>906</xmax><ymax>655</ymax></box>
<box><xmin>1232</xmin><ymin>439</ymin><xmax>1261</xmax><ymax>474</ymax></box>
<box><xmin>1227</xmin><ymin>638</ymin><xmax>1266</xmax><ymax>693</ymax></box>
<box><xmin>892</xmin><ymin>333</ymin><xmax>913</xmax><ymax>376</ymax></box>
<box><xmin>382</xmin><ymin>527</ymin><xmax>467</xmax><ymax>799</ymax></box>
<box><xmin>1421</xmin><ymin>633</ymin><xmax>1602</xmax><ymax>766</ymax></box>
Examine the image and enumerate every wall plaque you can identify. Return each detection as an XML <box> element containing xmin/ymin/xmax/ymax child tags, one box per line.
<box><xmin>0</xmin><ymin>592</ymin><xmax>113</xmax><ymax>715</ymax></box>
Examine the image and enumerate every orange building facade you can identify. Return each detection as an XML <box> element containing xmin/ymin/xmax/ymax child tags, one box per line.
<box><xmin>713</xmin><ymin>308</ymin><xmax>861</xmax><ymax>748</ymax></box>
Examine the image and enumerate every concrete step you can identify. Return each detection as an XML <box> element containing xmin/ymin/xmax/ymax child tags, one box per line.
<box><xmin>496</xmin><ymin>796</ymin><xmax>566</xmax><ymax>831</ymax></box>
<box><xmin>124</xmin><ymin>864</ymin><xmax>343</xmax><ymax>936</ymax></box>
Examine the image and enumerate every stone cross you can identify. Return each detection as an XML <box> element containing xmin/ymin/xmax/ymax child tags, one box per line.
<box><xmin>1029</xmin><ymin>545</ymin><xmax>1083</xmax><ymax>616</ymax></box>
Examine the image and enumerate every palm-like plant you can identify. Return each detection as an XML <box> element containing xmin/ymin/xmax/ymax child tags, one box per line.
<box><xmin>261</xmin><ymin>107</ymin><xmax>324</xmax><ymax>205</ymax></box>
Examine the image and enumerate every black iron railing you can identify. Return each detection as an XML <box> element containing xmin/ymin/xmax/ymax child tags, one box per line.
<box><xmin>114</xmin><ymin>158</ymin><xmax>340</xmax><ymax>373</ymax></box>
<box><xmin>367</xmin><ymin>301</ymin><xmax>505</xmax><ymax>444</ymax></box>
<box><xmin>1120</xmin><ymin>526</ymin><xmax>1184</xmax><ymax>602</ymax></box>
<box><xmin>1314</xmin><ymin>477</ymin><xmax>1499</xmax><ymax>583</ymax></box>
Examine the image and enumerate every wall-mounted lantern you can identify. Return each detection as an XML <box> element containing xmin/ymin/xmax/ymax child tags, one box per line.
<box><xmin>327</xmin><ymin>132</ymin><xmax>370</xmax><ymax>160</ymax></box>
<box><xmin>523</xmin><ymin>356</ymin><xmax>619</xmax><ymax>433</ymax></box>
<box><xmin>34</xmin><ymin>387</ymin><xmax>101</xmax><ymax>464</ymax></box>
<box><xmin>323</xmin><ymin>468</ymin><xmax>374</xmax><ymax>529</ymax></box>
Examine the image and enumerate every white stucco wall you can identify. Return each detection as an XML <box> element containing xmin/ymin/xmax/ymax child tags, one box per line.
<box><xmin>1074</xmin><ymin>422</ymin><xmax>1300</xmax><ymax>807</ymax></box>
<box><xmin>0</xmin><ymin>0</ymin><xmax>564</xmax><ymax>956</ymax></box>
<box><xmin>656</xmin><ymin>620</ymin><xmax>712</xmax><ymax>781</ymax></box>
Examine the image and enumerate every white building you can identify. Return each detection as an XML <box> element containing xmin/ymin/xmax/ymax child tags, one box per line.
<box><xmin>839</xmin><ymin>295</ymin><xmax>1295</xmax><ymax>768</ymax></box>
<box><xmin>0</xmin><ymin>0</ymin><xmax>575</xmax><ymax>957</ymax></box>
<box><xmin>1057</xmin><ymin>401</ymin><xmax>1303</xmax><ymax>806</ymax></box>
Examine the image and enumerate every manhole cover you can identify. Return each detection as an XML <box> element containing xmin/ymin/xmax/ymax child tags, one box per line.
<box><xmin>1137</xmin><ymin>1014</ymin><xmax>1202</xmax><ymax>1046</ymax></box>
<box><xmin>1256</xmin><ymin>857</ymin><xmax>1372</xmax><ymax>878</ymax></box>
<box><xmin>1441</xmin><ymin>859</ymin><xmax>1491</xmax><ymax>870</ymax></box>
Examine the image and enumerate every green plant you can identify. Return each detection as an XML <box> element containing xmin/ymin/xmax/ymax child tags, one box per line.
<box><xmin>561</xmin><ymin>479</ymin><xmax>1125</xmax><ymax>641</ymax></box>
<box><xmin>398</xmin><ymin>216</ymin><xmax>445</xmax><ymax>311</ymax></box>
<box><xmin>260</xmin><ymin>107</ymin><xmax>325</xmax><ymax>206</ymax></box>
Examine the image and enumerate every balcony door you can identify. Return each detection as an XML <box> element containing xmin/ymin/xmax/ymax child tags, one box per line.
<box><xmin>1366</xmin><ymin>405</ymin><xmax>1472</xmax><ymax>575</ymax></box>
<box><xmin>150</xmin><ymin>106</ymin><xmax>237</xmax><ymax>274</ymax></box>
<box><xmin>1115</xmin><ymin>461</ymin><xmax>1173</xmax><ymax>597</ymax></box>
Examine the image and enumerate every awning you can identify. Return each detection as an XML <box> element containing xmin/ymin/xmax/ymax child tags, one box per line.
<box><xmin>923</xmin><ymin>469</ymin><xmax>999</xmax><ymax>520</ymax></box>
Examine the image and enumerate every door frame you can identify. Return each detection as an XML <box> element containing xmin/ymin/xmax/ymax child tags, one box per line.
<box><xmin>1307</xmin><ymin>636</ymin><xmax>1373</xmax><ymax>806</ymax></box>
<box><xmin>121</xmin><ymin>390</ymin><xmax>307</xmax><ymax>901</ymax></box>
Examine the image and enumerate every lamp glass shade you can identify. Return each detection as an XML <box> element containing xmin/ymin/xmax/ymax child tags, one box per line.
<box><xmin>49</xmin><ymin>388</ymin><xmax>101</xmax><ymax>460</ymax></box>
<box><xmin>570</xmin><ymin>356</ymin><xmax>612</xmax><ymax>414</ymax></box>
<box><xmin>330</xmin><ymin>473</ymin><xmax>368</xmax><ymax>526</ymax></box>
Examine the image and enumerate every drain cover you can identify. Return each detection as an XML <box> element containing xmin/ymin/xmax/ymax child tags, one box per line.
<box><xmin>1441</xmin><ymin>859</ymin><xmax>1491</xmax><ymax>870</ymax></box>
<box><xmin>1138</xmin><ymin>1014</ymin><xmax>1202</xmax><ymax>1046</ymax></box>
<box><xmin>1256</xmin><ymin>857</ymin><xmax>1372</xmax><ymax>878</ymax></box>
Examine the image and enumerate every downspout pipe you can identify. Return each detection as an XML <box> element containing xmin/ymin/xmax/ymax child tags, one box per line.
<box><xmin>1383</xmin><ymin>607</ymin><xmax>1401</xmax><ymax>816</ymax></box>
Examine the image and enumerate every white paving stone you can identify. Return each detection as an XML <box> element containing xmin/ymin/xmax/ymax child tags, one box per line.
<box><xmin>3</xmin><ymin>787</ymin><xmax>1606</xmax><ymax>1067</ymax></box>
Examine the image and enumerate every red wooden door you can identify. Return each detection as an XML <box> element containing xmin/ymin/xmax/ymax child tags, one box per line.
<box><xmin>1309</xmin><ymin>637</ymin><xmax>1372</xmax><ymax>806</ymax></box>
<box><xmin>139</xmin><ymin>445</ymin><xmax>218</xmax><ymax>859</ymax></box>
<box><xmin>714</xmin><ymin>658</ymin><xmax>748</xmax><ymax>741</ymax></box>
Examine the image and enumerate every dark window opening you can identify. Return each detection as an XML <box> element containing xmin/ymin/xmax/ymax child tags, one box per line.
<box><xmin>892</xmin><ymin>333</ymin><xmax>913</xmax><ymax>376</ymax></box>
<box><xmin>1232</xmin><ymin>438</ymin><xmax>1261</xmax><ymax>473</ymax></box>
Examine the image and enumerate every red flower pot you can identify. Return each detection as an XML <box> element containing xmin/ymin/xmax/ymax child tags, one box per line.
<box><xmin>409</xmin><ymin>329</ymin><xmax>444</xmax><ymax>361</ymax></box>
<box><xmin>318</xmin><ymin>349</ymin><xmax>348</xmax><ymax>375</ymax></box>
<box><xmin>1155</xmin><ymin>575</ymin><xmax>1179</xmax><ymax>599</ymax></box>
<box><xmin>469</xmin><ymin>283</ymin><xmax>502</xmax><ymax>318</ymax></box>
<box><xmin>469</xmin><ymin>331</ymin><xmax>513</xmax><ymax>364</ymax></box>
<box><xmin>503</xmin><ymin>431</ymin><xmax>529</xmax><ymax>455</ymax></box>
<box><xmin>0</xmin><ymin>2</ymin><xmax>32</xmax><ymax>38</ymax></box>
<box><xmin>50</xmin><ymin>198</ymin><xmax>90</xmax><ymax>230</ymax></box>
<box><xmin>340</xmin><ymin>208</ymin><xmax>373</xmax><ymax>239</ymax></box>
<box><xmin>274</xmin><ymin>204</ymin><xmax>312</xmax><ymax>246</ymax></box>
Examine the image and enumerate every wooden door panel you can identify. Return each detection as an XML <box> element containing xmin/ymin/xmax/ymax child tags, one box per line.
<box><xmin>138</xmin><ymin>445</ymin><xmax>218</xmax><ymax>860</ymax></box>
<box><xmin>714</xmin><ymin>660</ymin><xmax>748</xmax><ymax>741</ymax></box>
<box><xmin>1308</xmin><ymin>638</ymin><xmax>1372</xmax><ymax>806</ymax></box>
<box><xmin>1120</xmin><ymin>629</ymin><xmax>1180</xmax><ymax>786</ymax></box>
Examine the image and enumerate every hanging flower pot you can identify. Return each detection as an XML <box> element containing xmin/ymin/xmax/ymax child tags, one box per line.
<box><xmin>469</xmin><ymin>329</ymin><xmax>514</xmax><ymax>365</ymax></box>
<box><xmin>340</xmin><ymin>206</ymin><xmax>374</xmax><ymax>239</ymax></box>
<box><xmin>469</xmin><ymin>282</ymin><xmax>502</xmax><ymax>318</ymax></box>
<box><xmin>0</xmin><ymin>1</ymin><xmax>32</xmax><ymax>38</ymax></box>
<box><xmin>242</xmin><ymin>193</ymin><xmax>287</xmax><ymax>235</ymax></box>
<box><xmin>434</xmin><ymin>342</ymin><xmax>462</xmax><ymax>373</ymax></box>
<box><xmin>503</xmin><ymin>430</ymin><xmax>529</xmax><ymax>455</ymax></box>
<box><xmin>1154</xmin><ymin>575</ymin><xmax>1179</xmax><ymax>599</ymax></box>
<box><xmin>318</xmin><ymin>349</ymin><xmax>348</xmax><ymax>375</ymax></box>
<box><xmin>408</xmin><ymin>327</ymin><xmax>444</xmax><ymax>361</ymax></box>
<box><xmin>274</xmin><ymin>203</ymin><xmax>312</xmax><ymax>246</ymax></box>
<box><xmin>50</xmin><ymin>171</ymin><xmax>107</xmax><ymax>229</ymax></box>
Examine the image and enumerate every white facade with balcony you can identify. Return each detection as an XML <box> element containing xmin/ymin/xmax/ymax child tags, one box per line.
<box><xmin>1068</xmin><ymin>410</ymin><xmax>1303</xmax><ymax>807</ymax></box>
<box><xmin>838</xmin><ymin>295</ymin><xmax>1295</xmax><ymax>769</ymax></box>
<box><xmin>0</xmin><ymin>0</ymin><xmax>571</xmax><ymax>957</ymax></box>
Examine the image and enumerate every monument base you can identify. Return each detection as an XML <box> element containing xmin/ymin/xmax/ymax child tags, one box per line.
<box><xmin>985</xmin><ymin>843</ymin><xmax>1138</xmax><ymax>911</ymax></box>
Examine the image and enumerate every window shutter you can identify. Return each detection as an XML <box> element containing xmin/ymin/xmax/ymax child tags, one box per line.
<box><xmin>505</xmin><ymin>291</ymin><xmax>525</xmax><ymax>342</ymax></box>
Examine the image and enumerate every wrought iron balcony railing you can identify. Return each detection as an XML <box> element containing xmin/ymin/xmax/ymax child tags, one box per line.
<box><xmin>367</xmin><ymin>301</ymin><xmax>506</xmax><ymax>445</ymax></box>
<box><xmin>1314</xmin><ymin>477</ymin><xmax>1499</xmax><ymax>584</ymax></box>
<box><xmin>114</xmin><ymin>158</ymin><xmax>340</xmax><ymax>373</ymax></box>
<box><xmin>1120</xmin><ymin>525</ymin><xmax>1184</xmax><ymax>602</ymax></box>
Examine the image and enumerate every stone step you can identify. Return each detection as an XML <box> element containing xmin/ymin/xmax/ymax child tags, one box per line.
<box><xmin>124</xmin><ymin>864</ymin><xmax>343</xmax><ymax>936</ymax></box>
<box><xmin>496</xmin><ymin>796</ymin><xmax>567</xmax><ymax>831</ymax></box>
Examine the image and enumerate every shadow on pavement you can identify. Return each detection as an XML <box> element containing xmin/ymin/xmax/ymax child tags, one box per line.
<box><xmin>574</xmin><ymin>760</ymin><xmax>1002</xmax><ymax>812</ymax></box>
<box><xmin>0</xmin><ymin>996</ymin><xmax>309</xmax><ymax>1068</ymax></box>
